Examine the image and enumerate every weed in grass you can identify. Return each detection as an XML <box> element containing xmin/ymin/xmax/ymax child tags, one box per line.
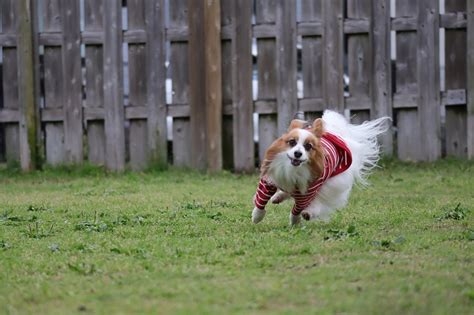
<box><xmin>371</xmin><ymin>236</ymin><xmax>406</xmax><ymax>250</ymax></box>
<box><xmin>0</xmin><ymin>240</ymin><xmax>11</xmax><ymax>250</ymax></box>
<box><xmin>25</xmin><ymin>221</ymin><xmax>55</xmax><ymax>239</ymax></box>
<box><xmin>324</xmin><ymin>225</ymin><xmax>359</xmax><ymax>241</ymax></box>
<box><xmin>27</xmin><ymin>205</ymin><xmax>50</xmax><ymax>212</ymax></box>
<box><xmin>49</xmin><ymin>243</ymin><xmax>60</xmax><ymax>253</ymax></box>
<box><xmin>437</xmin><ymin>203</ymin><xmax>470</xmax><ymax>221</ymax></box>
<box><xmin>462</xmin><ymin>229</ymin><xmax>474</xmax><ymax>241</ymax></box>
<box><xmin>0</xmin><ymin>210</ymin><xmax>24</xmax><ymax>225</ymax></box>
<box><xmin>67</xmin><ymin>262</ymin><xmax>98</xmax><ymax>276</ymax></box>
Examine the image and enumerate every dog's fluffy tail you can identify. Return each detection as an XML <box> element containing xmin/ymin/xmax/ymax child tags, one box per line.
<box><xmin>322</xmin><ymin>110</ymin><xmax>391</xmax><ymax>185</ymax></box>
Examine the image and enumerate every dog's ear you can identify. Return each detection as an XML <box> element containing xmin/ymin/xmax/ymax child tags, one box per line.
<box><xmin>313</xmin><ymin>118</ymin><xmax>324</xmax><ymax>137</ymax></box>
<box><xmin>287</xmin><ymin>119</ymin><xmax>307</xmax><ymax>132</ymax></box>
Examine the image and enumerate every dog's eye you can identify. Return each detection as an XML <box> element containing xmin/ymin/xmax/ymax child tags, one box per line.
<box><xmin>304</xmin><ymin>143</ymin><xmax>313</xmax><ymax>151</ymax></box>
<box><xmin>288</xmin><ymin>139</ymin><xmax>297</xmax><ymax>147</ymax></box>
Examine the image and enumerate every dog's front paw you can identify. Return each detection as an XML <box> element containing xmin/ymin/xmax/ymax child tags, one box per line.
<box><xmin>252</xmin><ymin>207</ymin><xmax>266</xmax><ymax>224</ymax></box>
<box><xmin>289</xmin><ymin>213</ymin><xmax>301</xmax><ymax>226</ymax></box>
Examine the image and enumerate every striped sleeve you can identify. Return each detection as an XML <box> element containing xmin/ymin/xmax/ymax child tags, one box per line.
<box><xmin>254</xmin><ymin>178</ymin><xmax>278</xmax><ymax>210</ymax></box>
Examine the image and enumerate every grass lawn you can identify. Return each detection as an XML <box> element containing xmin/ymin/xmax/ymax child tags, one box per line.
<box><xmin>0</xmin><ymin>159</ymin><xmax>473</xmax><ymax>315</ymax></box>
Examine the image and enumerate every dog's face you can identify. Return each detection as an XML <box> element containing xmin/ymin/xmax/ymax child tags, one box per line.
<box><xmin>261</xmin><ymin>118</ymin><xmax>325</xmax><ymax>180</ymax></box>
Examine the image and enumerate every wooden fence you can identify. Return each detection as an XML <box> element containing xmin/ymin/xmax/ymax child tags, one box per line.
<box><xmin>0</xmin><ymin>0</ymin><xmax>473</xmax><ymax>172</ymax></box>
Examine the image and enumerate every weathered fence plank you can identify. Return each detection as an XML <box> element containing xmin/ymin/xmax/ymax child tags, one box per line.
<box><xmin>232</xmin><ymin>0</ymin><xmax>254</xmax><ymax>172</ymax></box>
<box><xmin>347</xmin><ymin>0</ymin><xmax>371</xmax><ymax>123</ymax></box>
<box><xmin>42</xmin><ymin>0</ymin><xmax>65</xmax><ymax>165</ymax></box>
<box><xmin>371</xmin><ymin>0</ymin><xmax>393</xmax><ymax>155</ymax></box>
<box><xmin>188</xmin><ymin>0</ymin><xmax>207</xmax><ymax>170</ymax></box>
<box><xmin>128</xmin><ymin>0</ymin><xmax>148</xmax><ymax>170</ymax></box>
<box><xmin>256</xmin><ymin>0</ymin><xmax>278</xmax><ymax>164</ymax></box>
<box><xmin>395</xmin><ymin>0</ymin><xmax>423</xmax><ymax>160</ymax></box>
<box><xmin>445</xmin><ymin>0</ymin><xmax>467</xmax><ymax>157</ymax></box>
<box><xmin>468</xmin><ymin>0</ymin><xmax>474</xmax><ymax>158</ymax></box>
<box><xmin>204</xmin><ymin>0</ymin><xmax>223</xmax><ymax>172</ymax></box>
<box><xmin>1</xmin><ymin>0</ymin><xmax>20</xmax><ymax>163</ymax></box>
<box><xmin>323</xmin><ymin>0</ymin><xmax>344</xmax><ymax>110</ymax></box>
<box><xmin>169</xmin><ymin>0</ymin><xmax>191</xmax><ymax>167</ymax></box>
<box><xmin>103</xmin><ymin>0</ymin><xmax>126</xmax><ymax>171</ymax></box>
<box><xmin>417</xmin><ymin>0</ymin><xmax>441</xmax><ymax>161</ymax></box>
<box><xmin>276</xmin><ymin>0</ymin><xmax>297</xmax><ymax>134</ymax></box>
<box><xmin>145</xmin><ymin>0</ymin><xmax>167</xmax><ymax>167</ymax></box>
<box><xmin>61</xmin><ymin>0</ymin><xmax>82</xmax><ymax>163</ymax></box>
<box><xmin>84</xmin><ymin>0</ymin><xmax>105</xmax><ymax>165</ymax></box>
<box><xmin>221</xmin><ymin>0</ymin><xmax>234</xmax><ymax>170</ymax></box>
<box><xmin>300</xmin><ymin>0</ymin><xmax>323</xmax><ymax>118</ymax></box>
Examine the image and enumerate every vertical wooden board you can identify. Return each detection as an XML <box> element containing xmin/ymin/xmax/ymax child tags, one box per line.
<box><xmin>87</xmin><ymin>122</ymin><xmax>105</xmax><ymax>165</ymax></box>
<box><xmin>467</xmin><ymin>0</ymin><xmax>474</xmax><ymax>158</ymax></box>
<box><xmin>145</xmin><ymin>0</ymin><xmax>167</xmax><ymax>167</ymax></box>
<box><xmin>84</xmin><ymin>0</ymin><xmax>105</xmax><ymax>165</ymax></box>
<box><xmin>188</xmin><ymin>1</ymin><xmax>207</xmax><ymax>170</ymax></box>
<box><xmin>347</xmin><ymin>1</ymin><xmax>372</xmax><ymax>147</ymax></box>
<box><xmin>300</xmin><ymin>0</ymin><xmax>322</xmax><ymax>20</ymax></box>
<box><xmin>347</xmin><ymin>0</ymin><xmax>371</xmax><ymax>100</ymax></box>
<box><xmin>61</xmin><ymin>0</ymin><xmax>83</xmax><ymax>163</ymax></box>
<box><xmin>221</xmin><ymin>0</ymin><xmax>234</xmax><ymax>169</ymax></box>
<box><xmin>350</xmin><ymin>110</ymin><xmax>370</xmax><ymax>125</ymax></box>
<box><xmin>129</xmin><ymin>119</ymin><xmax>148</xmax><ymax>170</ymax></box>
<box><xmin>322</xmin><ymin>0</ymin><xmax>344</xmax><ymax>111</ymax></box>
<box><xmin>445</xmin><ymin>105</ymin><xmax>467</xmax><ymax>156</ymax></box>
<box><xmin>258</xmin><ymin>114</ymin><xmax>278</xmax><ymax>164</ymax></box>
<box><xmin>256</xmin><ymin>0</ymin><xmax>278</xmax><ymax>165</ymax></box>
<box><xmin>232</xmin><ymin>0</ymin><xmax>254</xmax><ymax>172</ymax></box>
<box><xmin>276</xmin><ymin>0</ymin><xmax>297</xmax><ymax>134</ymax></box>
<box><xmin>172</xmin><ymin>118</ymin><xmax>192</xmax><ymax>167</ymax></box>
<box><xmin>42</xmin><ymin>0</ymin><xmax>65</xmax><ymax>166</ymax></box>
<box><xmin>302</xmin><ymin>37</ymin><xmax>323</xmax><ymax>99</ymax></box>
<box><xmin>221</xmin><ymin>38</ymin><xmax>234</xmax><ymax>169</ymax></box>
<box><xmin>445</xmin><ymin>0</ymin><xmax>467</xmax><ymax>157</ymax></box>
<box><xmin>417</xmin><ymin>0</ymin><xmax>441</xmax><ymax>161</ymax></box>
<box><xmin>395</xmin><ymin>0</ymin><xmax>420</xmax><ymax>160</ymax></box>
<box><xmin>128</xmin><ymin>0</ymin><xmax>148</xmax><ymax>170</ymax></box>
<box><xmin>397</xmin><ymin>109</ymin><xmax>424</xmax><ymax>160</ymax></box>
<box><xmin>1</xmin><ymin>1</ymin><xmax>20</xmax><ymax>163</ymax></box>
<box><xmin>45</xmin><ymin>123</ymin><xmax>65</xmax><ymax>164</ymax></box>
<box><xmin>169</xmin><ymin>0</ymin><xmax>191</xmax><ymax>167</ymax></box>
<box><xmin>203</xmin><ymin>0</ymin><xmax>223</xmax><ymax>172</ymax></box>
<box><xmin>371</xmin><ymin>0</ymin><xmax>393</xmax><ymax>155</ymax></box>
<box><xmin>103</xmin><ymin>0</ymin><xmax>125</xmax><ymax>171</ymax></box>
<box><xmin>2</xmin><ymin>48</ymin><xmax>20</xmax><ymax>162</ymax></box>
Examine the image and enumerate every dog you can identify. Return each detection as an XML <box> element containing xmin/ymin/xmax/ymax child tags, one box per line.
<box><xmin>252</xmin><ymin>110</ymin><xmax>390</xmax><ymax>225</ymax></box>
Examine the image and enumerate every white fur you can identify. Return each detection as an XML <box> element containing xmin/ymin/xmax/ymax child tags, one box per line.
<box><xmin>255</xmin><ymin>110</ymin><xmax>390</xmax><ymax>225</ymax></box>
<box><xmin>301</xmin><ymin>110</ymin><xmax>390</xmax><ymax>222</ymax></box>
<box><xmin>267</xmin><ymin>129</ymin><xmax>314</xmax><ymax>194</ymax></box>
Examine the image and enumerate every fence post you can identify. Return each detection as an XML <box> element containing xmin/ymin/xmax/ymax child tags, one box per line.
<box><xmin>372</xmin><ymin>0</ymin><xmax>393</xmax><ymax>155</ymax></box>
<box><xmin>18</xmin><ymin>0</ymin><xmax>38</xmax><ymax>171</ymax></box>
<box><xmin>103</xmin><ymin>0</ymin><xmax>125</xmax><ymax>171</ymax></box>
<box><xmin>468</xmin><ymin>0</ymin><xmax>474</xmax><ymax>159</ymax></box>
<box><xmin>204</xmin><ymin>0</ymin><xmax>223</xmax><ymax>171</ymax></box>
<box><xmin>232</xmin><ymin>0</ymin><xmax>254</xmax><ymax>173</ymax></box>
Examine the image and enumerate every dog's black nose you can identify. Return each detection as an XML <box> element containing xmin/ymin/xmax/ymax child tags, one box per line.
<box><xmin>294</xmin><ymin>151</ymin><xmax>302</xmax><ymax>158</ymax></box>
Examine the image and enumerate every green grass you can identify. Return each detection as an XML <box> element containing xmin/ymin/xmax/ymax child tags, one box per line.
<box><xmin>0</xmin><ymin>159</ymin><xmax>473</xmax><ymax>315</ymax></box>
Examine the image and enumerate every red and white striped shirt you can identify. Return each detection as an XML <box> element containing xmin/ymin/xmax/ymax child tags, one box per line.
<box><xmin>254</xmin><ymin>133</ymin><xmax>352</xmax><ymax>215</ymax></box>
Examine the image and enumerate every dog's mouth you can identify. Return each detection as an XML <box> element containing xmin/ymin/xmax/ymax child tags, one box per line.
<box><xmin>288</xmin><ymin>156</ymin><xmax>306</xmax><ymax>167</ymax></box>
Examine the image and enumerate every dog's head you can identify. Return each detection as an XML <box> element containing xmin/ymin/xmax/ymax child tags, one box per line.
<box><xmin>261</xmin><ymin>118</ymin><xmax>325</xmax><ymax>179</ymax></box>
